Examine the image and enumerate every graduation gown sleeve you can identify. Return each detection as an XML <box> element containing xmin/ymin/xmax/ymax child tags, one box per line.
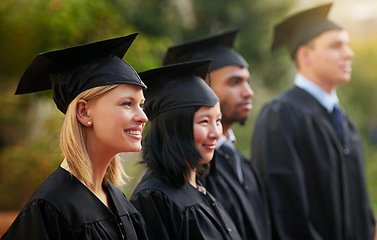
<box><xmin>1</xmin><ymin>200</ymin><xmax>67</xmax><ymax>240</ymax></box>
<box><xmin>130</xmin><ymin>189</ymin><xmax>185</xmax><ymax>239</ymax></box>
<box><xmin>253</xmin><ymin>98</ymin><xmax>323</xmax><ymax>239</ymax></box>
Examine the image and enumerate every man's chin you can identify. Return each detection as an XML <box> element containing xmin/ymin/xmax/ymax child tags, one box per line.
<box><xmin>235</xmin><ymin>117</ymin><xmax>248</xmax><ymax>126</ymax></box>
<box><xmin>238</xmin><ymin>120</ymin><xmax>246</xmax><ymax>126</ymax></box>
<box><xmin>238</xmin><ymin>114</ymin><xmax>250</xmax><ymax>125</ymax></box>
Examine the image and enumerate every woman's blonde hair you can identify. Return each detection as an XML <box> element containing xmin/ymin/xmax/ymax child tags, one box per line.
<box><xmin>60</xmin><ymin>84</ymin><xmax>128</xmax><ymax>188</ymax></box>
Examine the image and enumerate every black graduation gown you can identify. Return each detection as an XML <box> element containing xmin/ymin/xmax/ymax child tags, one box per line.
<box><xmin>130</xmin><ymin>170</ymin><xmax>242</xmax><ymax>240</ymax></box>
<box><xmin>1</xmin><ymin>167</ymin><xmax>149</xmax><ymax>240</ymax></box>
<box><xmin>251</xmin><ymin>86</ymin><xmax>375</xmax><ymax>240</ymax></box>
<box><xmin>200</xmin><ymin>146</ymin><xmax>272</xmax><ymax>240</ymax></box>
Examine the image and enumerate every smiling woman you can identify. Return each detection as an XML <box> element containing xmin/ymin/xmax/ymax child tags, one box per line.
<box><xmin>80</xmin><ymin>84</ymin><xmax>146</xmax><ymax>156</ymax></box>
<box><xmin>2</xmin><ymin>33</ymin><xmax>149</xmax><ymax>240</ymax></box>
<box><xmin>129</xmin><ymin>60</ymin><xmax>243</xmax><ymax>240</ymax></box>
<box><xmin>193</xmin><ymin>103</ymin><xmax>222</xmax><ymax>165</ymax></box>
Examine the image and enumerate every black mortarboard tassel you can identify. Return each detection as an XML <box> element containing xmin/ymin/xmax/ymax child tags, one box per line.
<box><xmin>271</xmin><ymin>3</ymin><xmax>343</xmax><ymax>59</ymax></box>
<box><xmin>139</xmin><ymin>60</ymin><xmax>219</xmax><ymax>119</ymax></box>
<box><xmin>163</xmin><ymin>29</ymin><xmax>248</xmax><ymax>71</ymax></box>
<box><xmin>15</xmin><ymin>32</ymin><xmax>146</xmax><ymax>113</ymax></box>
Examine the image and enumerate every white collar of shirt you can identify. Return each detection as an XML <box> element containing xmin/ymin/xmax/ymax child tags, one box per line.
<box><xmin>216</xmin><ymin>129</ymin><xmax>236</xmax><ymax>149</ymax></box>
<box><xmin>294</xmin><ymin>73</ymin><xmax>340</xmax><ymax>113</ymax></box>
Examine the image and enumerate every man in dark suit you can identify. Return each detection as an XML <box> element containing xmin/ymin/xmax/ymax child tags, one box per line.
<box><xmin>251</xmin><ymin>3</ymin><xmax>375</xmax><ymax>239</ymax></box>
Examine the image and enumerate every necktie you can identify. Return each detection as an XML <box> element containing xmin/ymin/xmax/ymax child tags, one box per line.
<box><xmin>332</xmin><ymin>105</ymin><xmax>343</xmax><ymax>140</ymax></box>
<box><xmin>220</xmin><ymin>140</ymin><xmax>244</xmax><ymax>184</ymax></box>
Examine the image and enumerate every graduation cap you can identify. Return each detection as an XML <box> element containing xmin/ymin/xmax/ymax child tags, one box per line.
<box><xmin>15</xmin><ymin>32</ymin><xmax>146</xmax><ymax>114</ymax></box>
<box><xmin>139</xmin><ymin>60</ymin><xmax>219</xmax><ymax>119</ymax></box>
<box><xmin>271</xmin><ymin>2</ymin><xmax>343</xmax><ymax>59</ymax></box>
<box><xmin>163</xmin><ymin>29</ymin><xmax>248</xmax><ymax>72</ymax></box>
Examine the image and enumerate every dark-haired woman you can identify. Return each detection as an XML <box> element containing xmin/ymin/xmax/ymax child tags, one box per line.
<box><xmin>130</xmin><ymin>60</ymin><xmax>242</xmax><ymax>240</ymax></box>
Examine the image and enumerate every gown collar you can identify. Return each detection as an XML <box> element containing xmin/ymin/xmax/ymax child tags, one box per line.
<box><xmin>294</xmin><ymin>73</ymin><xmax>339</xmax><ymax>113</ymax></box>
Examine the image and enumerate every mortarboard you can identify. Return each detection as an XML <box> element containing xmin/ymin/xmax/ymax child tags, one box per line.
<box><xmin>139</xmin><ymin>60</ymin><xmax>219</xmax><ymax>119</ymax></box>
<box><xmin>163</xmin><ymin>29</ymin><xmax>248</xmax><ymax>71</ymax></box>
<box><xmin>15</xmin><ymin>32</ymin><xmax>146</xmax><ymax>114</ymax></box>
<box><xmin>271</xmin><ymin>2</ymin><xmax>343</xmax><ymax>59</ymax></box>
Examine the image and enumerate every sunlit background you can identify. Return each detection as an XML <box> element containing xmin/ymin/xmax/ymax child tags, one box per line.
<box><xmin>1</xmin><ymin>0</ymin><xmax>376</xmax><ymax>235</ymax></box>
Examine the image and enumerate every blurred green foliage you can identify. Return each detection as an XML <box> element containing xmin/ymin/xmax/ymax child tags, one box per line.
<box><xmin>0</xmin><ymin>0</ymin><xmax>376</xmax><ymax>217</ymax></box>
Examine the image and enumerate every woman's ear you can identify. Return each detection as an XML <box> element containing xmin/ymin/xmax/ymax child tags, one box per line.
<box><xmin>76</xmin><ymin>99</ymin><xmax>92</xmax><ymax>127</ymax></box>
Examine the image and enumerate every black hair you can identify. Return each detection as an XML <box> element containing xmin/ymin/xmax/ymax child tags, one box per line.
<box><xmin>142</xmin><ymin>106</ymin><xmax>205</xmax><ymax>188</ymax></box>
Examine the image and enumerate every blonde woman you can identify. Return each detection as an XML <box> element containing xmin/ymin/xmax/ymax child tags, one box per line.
<box><xmin>2</xmin><ymin>33</ymin><xmax>149</xmax><ymax>240</ymax></box>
